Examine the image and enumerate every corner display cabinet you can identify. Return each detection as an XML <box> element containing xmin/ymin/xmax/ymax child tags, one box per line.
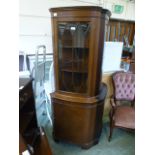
<box><xmin>49</xmin><ymin>6</ymin><xmax>111</xmax><ymax>149</ymax></box>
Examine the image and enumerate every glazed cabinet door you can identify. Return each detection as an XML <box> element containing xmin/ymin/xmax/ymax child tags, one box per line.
<box><xmin>53</xmin><ymin>19</ymin><xmax>92</xmax><ymax>95</ymax></box>
<box><xmin>52</xmin><ymin>16</ymin><xmax>106</xmax><ymax>96</ymax></box>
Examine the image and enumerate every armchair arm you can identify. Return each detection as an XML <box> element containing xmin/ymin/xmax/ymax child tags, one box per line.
<box><xmin>109</xmin><ymin>96</ymin><xmax>117</xmax><ymax>120</ymax></box>
<box><xmin>109</xmin><ymin>96</ymin><xmax>117</xmax><ymax>117</ymax></box>
<box><xmin>110</xmin><ymin>96</ymin><xmax>117</xmax><ymax>109</ymax></box>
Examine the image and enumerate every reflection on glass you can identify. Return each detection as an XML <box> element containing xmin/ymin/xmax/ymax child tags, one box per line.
<box><xmin>58</xmin><ymin>22</ymin><xmax>90</xmax><ymax>93</ymax></box>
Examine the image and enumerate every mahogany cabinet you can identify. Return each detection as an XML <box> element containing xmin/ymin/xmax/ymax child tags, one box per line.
<box><xmin>49</xmin><ymin>6</ymin><xmax>111</xmax><ymax>149</ymax></box>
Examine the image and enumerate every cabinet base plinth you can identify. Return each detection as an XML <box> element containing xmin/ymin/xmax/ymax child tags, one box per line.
<box><xmin>51</xmin><ymin>85</ymin><xmax>107</xmax><ymax>149</ymax></box>
<box><xmin>80</xmin><ymin>139</ymin><xmax>99</xmax><ymax>149</ymax></box>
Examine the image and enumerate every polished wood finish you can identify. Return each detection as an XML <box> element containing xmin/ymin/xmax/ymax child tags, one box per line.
<box><xmin>50</xmin><ymin>6</ymin><xmax>111</xmax><ymax>96</ymax></box>
<box><xmin>52</xmin><ymin>84</ymin><xmax>107</xmax><ymax>149</ymax></box>
<box><xmin>19</xmin><ymin>78</ymin><xmax>52</xmax><ymax>155</ymax></box>
<box><xmin>49</xmin><ymin>6</ymin><xmax>110</xmax><ymax>148</ymax></box>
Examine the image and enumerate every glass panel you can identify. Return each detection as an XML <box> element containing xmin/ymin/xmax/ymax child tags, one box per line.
<box><xmin>58</xmin><ymin>22</ymin><xmax>90</xmax><ymax>93</ymax></box>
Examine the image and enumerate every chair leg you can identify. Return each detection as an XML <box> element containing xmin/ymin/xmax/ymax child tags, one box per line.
<box><xmin>109</xmin><ymin>123</ymin><xmax>114</xmax><ymax>141</ymax></box>
<box><xmin>109</xmin><ymin>112</ymin><xmax>114</xmax><ymax>142</ymax></box>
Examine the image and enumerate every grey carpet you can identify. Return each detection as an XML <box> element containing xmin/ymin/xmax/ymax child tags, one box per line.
<box><xmin>43</xmin><ymin>121</ymin><xmax>135</xmax><ymax>155</ymax></box>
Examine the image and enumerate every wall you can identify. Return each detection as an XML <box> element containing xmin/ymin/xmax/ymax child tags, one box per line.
<box><xmin>19</xmin><ymin>0</ymin><xmax>135</xmax><ymax>54</ymax></box>
<box><xmin>102</xmin><ymin>72</ymin><xmax>114</xmax><ymax>120</ymax></box>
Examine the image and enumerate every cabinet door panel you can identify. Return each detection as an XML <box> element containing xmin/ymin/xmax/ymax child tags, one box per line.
<box><xmin>57</xmin><ymin>22</ymin><xmax>90</xmax><ymax>94</ymax></box>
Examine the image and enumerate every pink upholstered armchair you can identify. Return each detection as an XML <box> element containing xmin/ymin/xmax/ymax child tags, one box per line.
<box><xmin>109</xmin><ymin>71</ymin><xmax>135</xmax><ymax>141</ymax></box>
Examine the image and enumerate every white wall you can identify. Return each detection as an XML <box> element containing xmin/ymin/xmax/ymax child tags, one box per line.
<box><xmin>102</xmin><ymin>42</ymin><xmax>123</xmax><ymax>73</ymax></box>
<box><xmin>19</xmin><ymin>0</ymin><xmax>135</xmax><ymax>54</ymax></box>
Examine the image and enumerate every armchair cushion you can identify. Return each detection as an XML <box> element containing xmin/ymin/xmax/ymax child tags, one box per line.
<box><xmin>114</xmin><ymin>106</ymin><xmax>135</xmax><ymax>129</ymax></box>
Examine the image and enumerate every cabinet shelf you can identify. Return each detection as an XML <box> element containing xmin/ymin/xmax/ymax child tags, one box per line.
<box><xmin>62</xmin><ymin>46</ymin><xmax>89</xmax><ymax>49</ymax></box>
<box><xmin>61</xmin><ymin>60</ymin><xmax>88</xmax><ymax>73</ymax></box>
<box><xmin>61</xmin><ymin>67</ymin><xmax>88</xmax><ymax>73</ymax></box>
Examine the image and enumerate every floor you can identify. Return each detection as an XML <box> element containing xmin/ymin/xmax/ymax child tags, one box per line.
<box><xmin>37</xmin><ymin>106</ymin><xmax>135</xmax><ymax>155</ymax></box>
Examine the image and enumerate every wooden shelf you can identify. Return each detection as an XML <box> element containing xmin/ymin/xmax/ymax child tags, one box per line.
<box><xmin>61</xmin><ymin>60</ymin><xmax>87</xmax><ymax>65</ymax></box>
<box><xmin>61</xmin><ymin>61</ymin><xmax>88</xmax><ymax>73</ymax></box>
<box><xmin>61</xmin><ymin>67</ymin><xmax>88</xmax><ymax>73</ymax></box>
<box><xmin>62</xmin><ymin>46</ymin><xmax>89</xmax><ymax>49</ymax></box>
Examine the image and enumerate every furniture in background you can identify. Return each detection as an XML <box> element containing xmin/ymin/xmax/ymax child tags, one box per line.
<box><xmin>19</xmin><ymin>78</ymin><xmax>53</xmax><ymax>155</ymax></box>
<box><xmin>129</xmin><ymin>48</ymin><xmax>135</xmax><ymax>73</ymax></box>
<box><xmin>109</xmin><ymin>72</ymin><xmax>135</xmax><ymax>141</ymax></box>
<box><xmin>102</xmin><ymin>42</ymin><xmax>123</xmax><ymax>73</ymax></box>
<box><xmin>105</xmin><ymin>19</ymin><xmax>135</xmax><ymax>71</ymax></box>
<box><xmin>19</xmin><ymin>49</ymin><xmax>54</xmax><ymax>126</ymax></box>
<box><xmin>19</xmin><ymin>51</ymin><xmax>30</xmax><ymax>71</ymax></box>
<box><xmin>31</xmin><ymin>45</ymin><xmax>52</xmax><ymax>126</ymax></box>
<box><xmin>105</xmin><ymin>19</ymin><xmax>135</xmax><ymax>46</ymax></box>
<box><xmin>121</xmin><ymin>46</ymin><xmax>134</xmax><ymax>71</ymax></box>
<box><xmin>49</xmin><ymin>6</ymin><xmax>110</xmax><ymax>149</ymax></box>
<box><xmin>19</xmin><ymin>51</ymin><xmax>31</xmax><ymax>78</ymax></box>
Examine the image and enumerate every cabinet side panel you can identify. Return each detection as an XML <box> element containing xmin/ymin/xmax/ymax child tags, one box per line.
<box><xmin>95</xmin><ymin>18</ymin><xmax>107</xmax><ymax>94</ymax></box>
<box><xmin>52</xmin><ymin>18</ymin><xmax>59</xmax><ymax>90</ymax></box>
